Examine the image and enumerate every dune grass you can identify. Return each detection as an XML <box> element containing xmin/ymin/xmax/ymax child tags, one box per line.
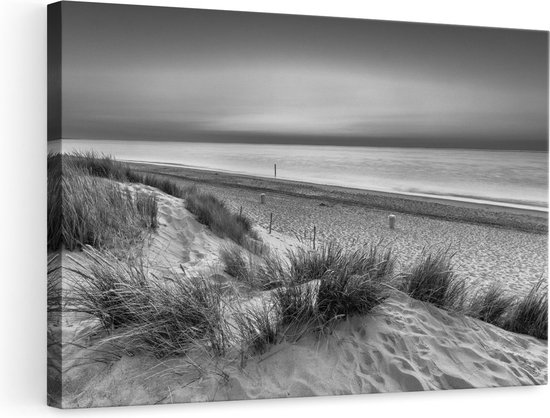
<box><xmin>256</xmin><ymin>242</ymin><xmax>395</xmax><ymax>287</ymax></box>
<box><xmin>186</xmin><ymin>189</ymin><xmax>258</xmax><ymax>247</ymax></box>
<box><xmin>68</xmin><ymin>242</ymin><xmax>393</xmax><ymax>359</ymax></box>
<box><xmin>49</xmin><ymin>152</ymin><xmax>258</xmax><ymax>251</ymax></box>
<box><xmin>68</xmin><ymin>247</ymin><xmax>228</xmax><ymax>357</ymax></box>
<box><xmin>47</xmin><ymin>253</ymin><xmax>62</xmax><ymax>313</ymax></box>
<box><xmin>47</xmin><ymin>154</ymin><xmax>63</xmax><ymax>250</ymax></box>
<box><xmin>59</xmin><ymin>162</ymin><xmax>158</xmax><ymax>251</ymax></box>
<box><xmin>466</xmin><ymin>284</ymin><xmax>514</xmax><ymax>327</ymax></box>
<box><xmin>466</xmin><ymin>281</ymin><xmax>548</xmax><ymax>340</ymax></box>
<box><xmin>401</xmin><ymin>249</ymin><xmax>547</xmax><ymax>340</ymax></box>
<box><xmin>227</xmin><ymin>242</ymin><xmax>393</xmax><ymax>349</ymax></box>
<box><xmin>234</xmin><ymin>302</ymin><xmax>279</xmax><ymax>355</ymax></box>
<box><xmin>220</xmin><ymin>245</ymin><xmax>255</xmax><ymax>286</ymax></box>
<box><xmin>400</xmin><ymin>248</ymin><xmax>465</xmax><ymax>311</ymax></box>
<box><xmin>66</xmin><ymin>236</ymin><xmax>547</xmax><ymax>368</ymax></box>
<box><xmin>503</xmin><ymin>279</ymin><xmax>548</xmax><ymax>340</ymax></box>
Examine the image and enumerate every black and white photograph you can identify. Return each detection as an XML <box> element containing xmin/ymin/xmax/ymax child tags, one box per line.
<box><xmin>46</xmin><ymin>0</ymin><xmax>548</xmax><ymax>409</ymax></box>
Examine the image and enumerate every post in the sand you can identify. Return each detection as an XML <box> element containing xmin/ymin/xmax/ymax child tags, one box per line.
<box><xmin>388</xmin><ymin>214</ymin><xmax>396</xmax><ymax>230</ymax></box>
<box><xmin>260</xmin><ymin>193</ymin><xmax>266</xmax><ymax>204</ymax></box>
<box><xmin>239</xmin><ymin>206</ymin><xmax>243</xmax><ymax>217</ymax></box>
<box><xmin>269</xmin><ymin>212</ymin><xmax>273</xmax><ymax>234</ymax></box>
<box><xmin>274</xmin><ymin>163</ymin><xmax>277</xmax><ymax>178</ymax></box>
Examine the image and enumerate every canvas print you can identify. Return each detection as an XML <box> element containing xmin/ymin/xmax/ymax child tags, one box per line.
<box><xmin>47</xmin><ymin>1</ymin><xmax>549</xmax><ymax>409</ymax></box>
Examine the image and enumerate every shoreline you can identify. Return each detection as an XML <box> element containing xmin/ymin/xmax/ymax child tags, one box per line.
<box><xmin>124</xmin><ymin>159</ymin><xmax>547</xmax><ymax>212</ymax></box>
<box><xmin>126</xmin><ymin>160</ymin><xmax>548</xmax><ymax>234</ymax></box>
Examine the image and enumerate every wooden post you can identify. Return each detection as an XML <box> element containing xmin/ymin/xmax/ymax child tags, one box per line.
<box><xmin>388</xmin><ymin>214</ymin><xmax>396</xmax><ymax>230</ymax></box>
<box><xmin>274</xmin><ymin>163</ymin><xmax>277</xmax><ymax>178</ymax></box>
<box><xmin>269</xmin><ymin>212</ymin><xmax>273</xmax><ymax>234</ymax></box>
<box><xmin>239</xmin><ymin>206</ymin><xmax>243</xmax><ymax>217</ymax></box>
<box><xmin>260</xmin><ymin>193</ymin><xmax>266</xmax><ymax>204</ymax></box>
<box><xmin>313</xmin><ymin>225</ymin><xmax>316</xmax><ymax>249</ymax></box>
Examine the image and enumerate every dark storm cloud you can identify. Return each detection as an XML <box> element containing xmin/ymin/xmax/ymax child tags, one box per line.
<box><xmin>59</xmin><ymin>2</ymin><xmax>548</xmax><ymax>149</ymax></box>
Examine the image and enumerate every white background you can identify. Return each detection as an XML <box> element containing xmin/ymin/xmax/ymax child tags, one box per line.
<box><xmin>0</xmin><ymin>0</ymin><xmax>548</xmax><ymax>416</ymax></box>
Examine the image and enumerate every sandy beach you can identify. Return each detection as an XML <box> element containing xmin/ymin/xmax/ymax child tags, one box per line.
<box><xmin>53</xmin><ymin>174</ymin><xmax>547</xmax><ymax>408</ymax></box>
<box><xmin>127</xmin><ymin>162</ymin><xmax>548</xmax><ymax>298</ymax></box>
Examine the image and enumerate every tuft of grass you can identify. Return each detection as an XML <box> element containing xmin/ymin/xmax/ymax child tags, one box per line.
<box><xmin>220</xmin><ymin>245</ymin><xmax>254</xmax><ymax>285</ymax></box>
<box><xmin>316</xmin><ymin>271</ymin><xmax>388</xmax><ymax>325</ymax></box>
<box><xmin>136</xmin><ymin>192</ymin><xmax>159</xmax><ymax>229</ymax></box>
<box><xmin>285</xmin><ymin>242</ymin><xmax>394</xmax><ymax>286</ymax></box>
<box><xmin>466</xmin><ymin>284</ymin><xmax>514</xmax><ymax>327</ymax></box>
<box><xmin>48</xmin><ymin>153</ymin><xmax>160</xmax><ymax>251</ymax></box>
<box><xmin>400</xmin><ymin>248</ymin><xmax>465</xmax><ymax>311</ymax></box>
<box><xmin>503</xmin><ymin>279</ymin><xmax>548</xmax><ymax>340</ymax></box>
<box><xmin>255</xmin><ymin>253</ymin><xmax>290</xmax><ymax>290</ymax></box>
<box><xmin>54</xmin><ymin>152</ymin><xmax>259</xmax><ymax>249</ymax></box>
<box><xmin>127</xmin><ymin>275</ymin><xmax>228</xmax><ymax>357</ymax></box>
<box><xmin>234</xmin><ymin>302</ymin><xmax>279</xmax><ymax>355</ymax></box>
<box><xmin>272</xmin><ymin>282</ymin><xmax>317</xmax><ymax>329</ymax></box>
<box><xmin>272</xmin><ymin>242</ymin><xmax>392</xmax><ymax>332</ymax></box>
<box><xmin>68</xmin><ymin>247</ymin><xmax>229</xmax><ymax>356</ymax></box>
<box><xmin>61</xmin><ymin>163</ymin><xmax>158</xmax><ymax>250</ymax></box>
<box><xmin>185</xmin><ymin>190</ymin><xmax>257</xmax><ymax>247</ymax></box>
<box><xmin>67</xmin><ymin>248</ymin><xmax>152</xmax><ymax>329</ymax></box>
<box><xmin>47</xmin><ymin>154</ymin><xmax>63</xmax><ymax>250</ymax></box>
<box><xmin>224</xmin><ymin>242</ymin><xmax>393</xmax><ymax>354</ymax></box>
<box><xmin>47</xmin><ymin>253</ymin><xmax>62</xmax><ymax>313</ymax></box>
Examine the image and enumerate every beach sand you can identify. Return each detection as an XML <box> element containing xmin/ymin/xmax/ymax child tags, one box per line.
<box><xmin>54</xmin><ymin>173</ymin><xmax>548</xmax><ymax>408</ymax></box>
<box><xmin>127</xmin><ymin>162</ymin><xmax>548</xmax><ymax>297</ymax></box>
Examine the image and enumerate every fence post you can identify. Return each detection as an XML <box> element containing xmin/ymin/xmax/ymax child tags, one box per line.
<box><xmin>269</xmin><ymin>212</ymin><xmax>273</xmax><ymax>234</ymax></box>
<box><xmin>388</xmin><ymin>214</ymin><xmax>396</xmax><ymax>230</ymax></box>
<box><xmin>274</xmin><ymin>163</ymin><xmax>277</xmax><ymax>178</ymax></box>
<box><xmin>313</xmin><ymin>225</ymin><xmax>316</xmax><ymax>249</ymax></box>
<box><xmin>239</xmin><ymin>206</ymin><xmax>243</xmax><ymax>217</ymax></box>
<box><xmin>260</xmin><ymin>193</ymin><xmax>266</xmax><ymax>204</ymax></box>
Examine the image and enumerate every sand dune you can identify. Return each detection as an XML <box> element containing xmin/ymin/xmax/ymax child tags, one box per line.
<box><xmin>56</xmin><ymin>183</ymin><xmax>547</xmax><ymax>408</ymax></box>
<box><xmin>61</xmin><ymin>292</ymin><xmax>547</xmax><ymax>408</ymax></box>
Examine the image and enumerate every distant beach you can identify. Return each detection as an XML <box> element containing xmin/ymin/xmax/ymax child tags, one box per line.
<box><xmin>126</xmin><ymin>161</ymin><xmax>548</xmax><ymax>297</ymax></box>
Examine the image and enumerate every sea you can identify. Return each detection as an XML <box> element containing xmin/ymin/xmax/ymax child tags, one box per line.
<box><xmin>52</xmin><ymin>139</ymin><xmax>549</xmax><ymax>211</ymax></box>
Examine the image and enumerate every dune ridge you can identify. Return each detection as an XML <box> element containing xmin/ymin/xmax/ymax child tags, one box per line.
<box><xmin>56</xmin><ymin>181</ymin><xmax>547</xmax><ymax>408</ymax></box>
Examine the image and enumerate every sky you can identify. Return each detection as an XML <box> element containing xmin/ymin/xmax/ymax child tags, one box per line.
<box><xmin>56</xmin><ymin>2</ymin><xmax>549</xmax><ymax>149</ymax></box>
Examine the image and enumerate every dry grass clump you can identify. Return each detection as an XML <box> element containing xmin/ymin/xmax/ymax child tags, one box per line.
<box><xmin>68</xmin><ymin>247</ymin><xmax>228</xmax><ymax>357</ymax></box>
<box><xmin>316</xmin><ymin>270</ymin><xmax>389</xmax><ymax>324</ymax></box>
<box><xmin>186</xmin><ymin>189</ymin><xmax>258</xmax><ymax>248</ymax></box>
<box><xmin>68</xmin><ymin>249</ymin><xmax>152</xmax><ymax>329</ymax></box>
<box><xmin>272</xmin><ymin>282</ymin><xmax>317</xmax><ymax>329</ymax></box>
<box><xmin>220</xmin><ymin>245</ymin><xmax>254</xmax><ymax>285</ymax></box>
<box><xmin>400</xmin><ymin>248</ymin><xmax>465</xmax><ymax>311</ymax></box>
<box><xmin>503</xmin><ymin>279</ymin><xmax>548</xmax><ymax>340</ymax></box>
<box><xmin>67</xmin><ymin>151</ymin><xmax>187</xmax><ymax>197</ymax></box>
<box><xmin>245</xmin><ymin>241</ymin><xmax>394</xmax><ymax>289</ymax></box>
<box><xmin>53</xmin><ymin>152</ymin><xmax>259</xmax><ymax>250</ymax></box>
<box><xmin>47</xmin><ymin>253</ymin><xmax>62</xmax><ymax>313</ymax></box>
<box><xmin>48</xmin><ymin>153</ymin><xmax>159</xmax><ymax>251</ymax></box>
<box><xmin>232</xmin><ymin>242</ymin><xmax>393</xmax><ymax>351</ymax></box>
<box><xmin>220</xmin><ymin>244</ymin><xmax>275</xmax><ymax>289</ymax></box>
<box><xmin>47</xmin><ymin>154</ymin><xmax>63</xmax><ymax>250</ymax></box>
<box><xmin>234</xmin><ymin>302</ymin><xmax>279</xmax><ymax>355</ymax></box>
<box><xmin>61</xmin><ymin>163</ymin><xmax>158</xmax><ymax>250</ymax></box>
<box><xmin>401</xmin><ymin>249</ymin><xmax>547</xmax><ymax>340</ymax></box>
<box><xmin>466</xmin><ymin>284</ymin><xmax>514</xmax><ymax>327</ymax></box>
<box><xmin>286</xmin><ymin>243</ymin><xmax>394</xmax><ymax>286</ymax></box>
